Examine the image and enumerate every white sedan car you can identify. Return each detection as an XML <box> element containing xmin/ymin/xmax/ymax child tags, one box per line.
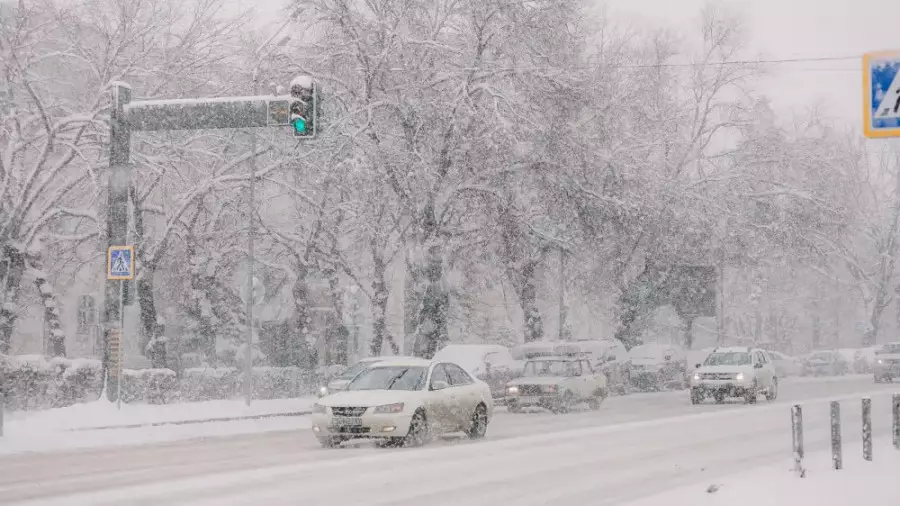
<box><xmin>311</xmin><ymin>358</ymin><xmax>494</xmax><ymax>448</ymax></box>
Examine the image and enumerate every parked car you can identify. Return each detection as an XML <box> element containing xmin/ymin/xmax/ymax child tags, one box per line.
<box><xmin>801</xmin><ymin>350</ymin><xmax>850</xmax><ymax>376</ymax></box>
<box><xmin>311</xmin><ymin>358</ymin><xmax>494</xmax><ymax>448</ymax></box>
<box><xmin>873</xmin><ymin>342</ymin><xmax>900</xmax><ymax>383</ymax></box>
<box><xmin>765</xmin><ymin>350</ymin><xmax>802</xmax><ymax>378</ymax></box>
<box><xmin>431</xmin><ymin>344</ymin><xmax>521</xmax><ymax>399</ymax></box>
<box><xmin>511</xmin><ymin>341</ymin><xmax>565</xmax><ymax>361</ymax></box>
<box><xmin>553</xmin><ymin>339</ymin><xmax>629</xmax><ymax>395</ymax></box>
<box><xmin>317</xmin><ymin>356</ymin><xmax>417</xmax><ymax>397</ymax></box>
<box><xmin>689</xmin><ymin>347</ymin><xmax>778</xmax><ymax>404</ymax></box>
<box><xmin>627</xmin><ymin>343</ymin><xmax>686</xmax><ymax>391</ymax></box>
<box><xmin>505</xmin><ymin>355</ymin><xmax>608</xmax><ymax>414</ymax></box>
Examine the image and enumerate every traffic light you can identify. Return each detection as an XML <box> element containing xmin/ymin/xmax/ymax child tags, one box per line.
<box><xmin>289</xmin><ymin>76</ymin><xmax>316</xmax><ymax>138</ymax></box>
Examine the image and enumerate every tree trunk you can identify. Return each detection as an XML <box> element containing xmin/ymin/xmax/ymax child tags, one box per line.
<box><xmin>187</xmin><ymin>245</ymin><xmax>215</xmax><ymax>364</ymax></box>
<box><xmin>131</xmin><ymin>187</ymin><xmax>166</xmax><ymax>367</ymax></box>
<box><xmin>371</xmin><ymin>246</ymin><xmax>398</xmax><ymax>356</ymax></box>
<box><xmin>0</xmin><ymin>244</ymin><xmax>26</xmax><ymax>353</ymax></box>
<box><xmin>412</xmin><ymin>243</ymin><xmax>449</xmax><ymax>359</ymax></box>
<box><xmin>291</xmin><ymin>263</ymin><xmax>315</xmax><ymax>367</ymax></box>
<box><xmin>27</xmin><ymin>249</ymin><xmax>66</xmax><ymax>357</ymax></box>
<box><xmin>324</xmin><ymin>265</ymin><xmax>349</xmax><ymax>365</ymax></box>
<box><xmin>520</xmin><ymin>261</ymin><xmax>544</xmax><ymax>343</ymax></box>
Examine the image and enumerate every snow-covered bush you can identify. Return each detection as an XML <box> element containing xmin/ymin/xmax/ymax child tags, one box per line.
<box><xmin>121</xmin><ymin>369</ymin><xmax>178</xmax><ymax>404</ymax></box>
<box><xmin>2</xmin><ymin>354</ymin><xmax>321</xmax><ymax>410</ymax></box>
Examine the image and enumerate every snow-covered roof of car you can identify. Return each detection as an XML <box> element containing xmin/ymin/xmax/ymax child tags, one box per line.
<box><xmin>524</xmin><ymin>355</ymin><xmax>582</xmax><ymax>362</ymax></box>
<box><xmin>367</xmin><ymin>357</ymin><xmax>433</xmax><ymax>368</ymax></box>
<box><xmin>708</xmin><ymin>347</ymin><xmax>753</xmax><ymax>354</ymax></box>
<box><xmin>358</xmin><ymin>355</ymin><xmax>418</xmax><ymax>363</ymax></box>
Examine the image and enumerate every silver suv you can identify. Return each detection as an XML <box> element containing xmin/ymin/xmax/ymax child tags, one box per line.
<box><xmin>690</xmin><ymin>347</ymin><xmax>778</xmax><ymax>405</ymax></box>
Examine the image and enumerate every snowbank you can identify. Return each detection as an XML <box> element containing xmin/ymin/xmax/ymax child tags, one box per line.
<box><xmin>0</xmin><ymin>396</ymin><xmax>315</xmax><ymax>455</ymax></box>
<box><xmin>3</xmin><ymin>395</ymin><xmax>314</xmax><ymax>431</ymax></box>
<box><xmin>625</xmin><ymin>441</ymin><xmax>900</xmax><ymax>506</ymax></box>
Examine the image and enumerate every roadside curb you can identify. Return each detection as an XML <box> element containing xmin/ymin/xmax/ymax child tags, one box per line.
<box><xmin>67</xmin><ymin>410</ymin><xmax>313</xmax><ymax>432</ymax></box>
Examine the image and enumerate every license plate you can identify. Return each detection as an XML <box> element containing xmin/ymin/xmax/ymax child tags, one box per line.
<box><xmin>331</xmin><ymin>417</ymin><xmax>362</xmax><ymax>427</ymax></box>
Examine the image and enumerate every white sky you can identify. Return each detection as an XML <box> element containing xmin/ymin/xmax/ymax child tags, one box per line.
<box><xmin>250</xmin><ymin>0</ymin><xmax>900</xmax><ymax>133</ymax></box>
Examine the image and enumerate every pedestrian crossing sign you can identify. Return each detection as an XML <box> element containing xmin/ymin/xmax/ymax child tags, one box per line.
<box><xmin>863</xmin><ymin>51</ymin><xmax>900</xmax><ymax>138</ymax></box>
<box><xmin>107</xmin><ymin>245</ymin><xmax>135</xmax><ymax>280</ymax></box>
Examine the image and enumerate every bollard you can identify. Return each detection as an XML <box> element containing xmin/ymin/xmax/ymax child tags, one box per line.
<box><xmin>830</xmin><ymin>401</ymin><xmax>842</xmax><ymax>469</ymax></box>
<box><xmin>791</xmin><ymin>404</ymin><xmax>805</xmax><ymax>476</ymax></box>
<box><xmin>862</xmin><ymin>397</ymin><xmax>872</xmax><ymax>461</ymax></box>
<box><xmin>893</xmin><ymin>394</ymin><xmax>900</xmax><ymax>450</ymax></box>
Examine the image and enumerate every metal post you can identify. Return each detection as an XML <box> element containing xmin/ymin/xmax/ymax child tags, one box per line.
<box><xmin>104</xmin><ymin>83</ymin><xmax>132</xmax><ymax>403</ymax></box>
<box><xmin>117</xmin><ymin>279</ymin><xmax>124</xmax><ymax>410</ymax></box>
<box><xmin>558</xmin><ymin>249</ymin><xmax>566</xmax><ymax>340</ymax></box>
<box><xmin>893</xmin><ymin>393</ymin><xmax>900</xmax><ymax>450</ymax></box>
<box><xmin>862</xmin><ymin>397</ymin><xmax>873</xmax><ymax>461</ymax></box>
<box><xmin>830</xmin><ymin>401</ymin><xmax>842</xmax><ymax>470</ymax></box>
<box><xmin>791</xmin><ymin>404</ymin><xmax>805</xmax><ymax>477</ymax></box>
<box><xmin>243</xmin><ymin>67</ymin><xmax>260</xmax><ymax>407</ymax></box>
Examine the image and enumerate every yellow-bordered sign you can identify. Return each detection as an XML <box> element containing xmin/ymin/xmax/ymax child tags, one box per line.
<box><xmin>107</xmin><ymin>245</ymin><xmax>135</xmax><ymax>280</ymax></box>
<box><xmin>863</xmin><ymin>51</ymin><xmax>900</xmax><ymax>139</ymax></box>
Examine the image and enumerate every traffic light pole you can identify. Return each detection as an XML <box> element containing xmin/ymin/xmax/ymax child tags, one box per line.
<box><xmin>104</xmin><ymin>83</ymin><xmax>132</xmax><ymax>402</ymax></box>
<box><xmin>103</xmin><ymin>77</ymin><xmax>318</xmax><ymax>406</ymax></box>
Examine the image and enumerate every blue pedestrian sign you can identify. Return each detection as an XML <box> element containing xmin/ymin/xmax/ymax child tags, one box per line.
<box><xmin>863</xmin><ymin>51</ymin><xmax>900</xmax><ymax>138</ymax></box>
<box><xmin>107</xmin><ymin>245</ymin><xmax>135</xmax><ymax>280</ymax></box>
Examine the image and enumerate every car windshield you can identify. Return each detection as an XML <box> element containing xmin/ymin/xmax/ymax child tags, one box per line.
<box><xmin>704</xmin><ymin>352</ymin><xmax>751</xmax><ymax>366</ymax></box>
<box><xmin>523</xmin><ymin>360</ymin><xmax>578</xmax><ymax>377</ymax></box>
<box><xmin>878</xmin><ymin>344</ymin><xmax>900</xmax><ymax>354</ymax></box>
<box><xmin>346</xmin><ymin>366</ymin><xmax>426</xmax><ymax>391</ymax></box>
<box><xmin>338</xmin><ymin>360</ymin><xmax>375</xmax><ymax>380</ymax></box>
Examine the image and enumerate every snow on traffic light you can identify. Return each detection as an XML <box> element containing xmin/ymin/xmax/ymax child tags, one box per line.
<box><xmin>290</xmin><ymin>75</ymin><xmax>317</xmax><ymax>138</ymax></box>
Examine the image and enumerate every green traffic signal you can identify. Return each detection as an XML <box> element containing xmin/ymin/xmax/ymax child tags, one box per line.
<box><xmin>292</xmin><ymin>117</ymin><xmax>307</xmax><ymax>134</ymax></box>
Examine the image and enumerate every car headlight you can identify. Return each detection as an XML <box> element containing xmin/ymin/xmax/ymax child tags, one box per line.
<box><xmin>374</xmin><ymin>403</ymin><xmax>404</xmax><ymax>414</ymax></box>
<box><xmin>506</xmin><ymin>386</ymin><xmax>519</xmax><ymax>395</ymax></box>
<box><xmin>692</xmin><ymin>372</ymin><xmax>701</xmax><ymax>382</ymax></box>
<box><xmin>543</xmin><ymin>385</ymin><xmax>557</xmax><ymax>393</ymax></box>
<box><xmin>312</xmin><ymin>403</ymin><xmax>327</xmax><ymax>414</ymax></box>
<box><xmin>735</xmin><ymin>373</ymin><xmax>745</xmax><ymax>382</ymax></box>
<box><xmin>317</xmin><ymin>386</ymin><xmax>329</xmax><ymax>397</ymax></box>
<box><xmin>877</xmin><ymin>359</ymin><xmax>885</xmax><ymax>364</ymax></box>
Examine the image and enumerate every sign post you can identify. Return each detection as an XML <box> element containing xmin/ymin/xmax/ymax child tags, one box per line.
<box><xmin>107</xmin><ymin>245</ymin><xmax>134</xmax><ymax>410</ymax></box>
<box><xmin>863</xmin><ymin>51</ymin><xmax>900</xmax><ymax>139</ymax></box>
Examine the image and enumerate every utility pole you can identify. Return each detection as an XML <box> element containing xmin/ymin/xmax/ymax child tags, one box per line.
<box><xmin>103</xmin><ymin>82</ymin><xmax>132</xmax><ymax>402</ymax></box>
<box><xmin>558</xmin><ymin>248</ymin><xmax>567</xmax><ymax>341</ymax></box>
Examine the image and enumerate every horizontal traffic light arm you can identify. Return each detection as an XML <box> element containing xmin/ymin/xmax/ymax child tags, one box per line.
<box><xmin>124</xmin><ymin>95</ymin><xmax>297</xmax><ymax>131</ymax></box>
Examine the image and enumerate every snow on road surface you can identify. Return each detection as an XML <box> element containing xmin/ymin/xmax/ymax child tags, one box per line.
<box><xmin>0</xmin><ymin>375</ymin><xmax>886</xmax><ymax>456</ymax></box>
<box><xmin>0</xmin><ymin>377</ymin><xmax>896</xmax><ymax>505</ymax></box>
<box><xmin>625</xmin><ymin>440</ymin><xmax>900</xmax><ymax>506</ymax></box>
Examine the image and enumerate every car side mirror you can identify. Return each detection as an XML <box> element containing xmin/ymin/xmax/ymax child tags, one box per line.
<box><xmin>664</xmin><ymin>355</ymin><xmax>672</xmax><ymax>361</ymax></box>
<box><xmin>431</xmin><ymin>380</ymin><xmax>450</xmax><ymax>391</ymax></box>
<box><xmin>607</xmin><ymin>356</ymin><xmax>616</xmax><ymax>362</ymax></box>
<box><xmin>754</xmin><ymin>363</ymin><xmax>763</xmax><ymax>369</ymax></box>
<box><xmin>695</xmin><ymin>363</ymin><xmax>701</xmax><ymax>369</ymax></box>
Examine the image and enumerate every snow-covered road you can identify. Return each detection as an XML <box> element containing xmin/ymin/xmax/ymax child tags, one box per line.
<box><xmin>1</xmin><ymin>376</ymin><xmax>896</xmax><ymax>505</ymax></box>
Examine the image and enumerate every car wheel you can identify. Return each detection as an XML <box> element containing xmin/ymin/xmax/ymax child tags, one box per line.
<box><xmin>317</xmin><ymin>436</ymin><xmax>342</xmax><ymax>449</ymax></box>
<box><xmin>402</xmin><ymin>410</ymin><xmax>430</xmax><ymax>448</ymax></box>
<box><xmin>466</xmin><ymin>404</ymin><xmax>489</xmax><ymax>439</ymax></box>
<box><xmin>507</xmin><ymin>403</ymin><xmax>522</xmax><ymax>413</ymax></box>
<box><xmin>744</xmin><ymin>382</ymin><xmax>758</xmax><ymax>404</ymax></box>
<box><xmin>875</xmin><ymin>375</ymin><xmax>883</xmax><ymax>384</ymax></box>
<box><xmin>766</xmin><ymin>378</ymin><xmax>778</xmax><ymax>401</ymax></box>
<box><xmin>713</xmin><ymin>391</ymin><xmax>726</xmax><ymax>404</ymax></box>
<box><xmin>552</xmin><ymin>392</ymin><xmax>575</xmax><ymax>414</ymax></box>
<box><xmin>690</xmin><ymin>388</ymin><xmax>703</xmax><ymax>405</ymax></box>
<box><xmin>588</xmin><ymin>392</ymin><xmax>604</xmax><ymax>410</ymax></box>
